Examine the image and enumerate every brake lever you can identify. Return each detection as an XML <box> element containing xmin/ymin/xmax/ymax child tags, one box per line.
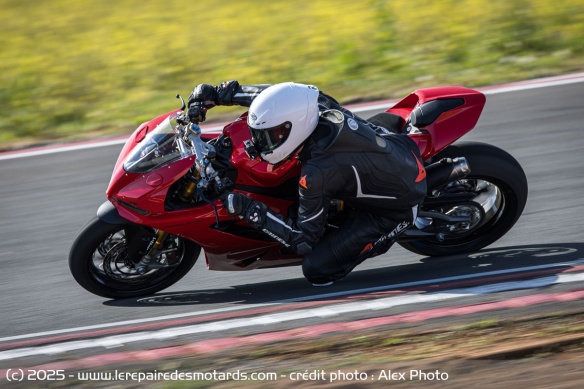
<box><xmin>176</xmin><ymin>94</ymin><xmax>187</xmax><ymax>111</ymax></box>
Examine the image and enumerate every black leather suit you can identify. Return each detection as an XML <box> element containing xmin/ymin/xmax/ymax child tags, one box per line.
<box><xmin>228</xmin><ymin>84</ymin><xmax>427</xmax><ymax>284</ymax></box>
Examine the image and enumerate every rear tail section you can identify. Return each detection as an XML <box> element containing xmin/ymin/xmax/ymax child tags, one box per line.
<box><xmin>388</xmin><ymin>87</ymin><xmax>486</xmax><ymax>159</ymax></box>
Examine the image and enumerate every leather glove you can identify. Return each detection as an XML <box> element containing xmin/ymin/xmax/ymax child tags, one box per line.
<box><xmin>188</xmin><ymin>84</ymin><xmax>217</xmax><ymax>108</ymax></box>
<box><xmin>188</xmin><ymin>80</ymin><xmax>239</xmax><ymax>108</ymax></box>
<box><xmin>221</xmin><ymin>192</ymin><xmax>253</xmax><ymax>217</ymax></box>
<box><xmin>215</xmin><ymin>80</ymin><xmax>239</xmax><ymax>106</ymax></box>
<box><xmin>187</xmin><ymin>102</ymin><xmax>207</xmax><ymax>123</ymax></box>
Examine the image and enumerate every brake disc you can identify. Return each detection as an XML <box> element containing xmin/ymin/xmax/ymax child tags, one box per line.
<box><xmin>102</xmin><ymin>242</ymin><xmax>144</xmax><ymax>283</ymax></box>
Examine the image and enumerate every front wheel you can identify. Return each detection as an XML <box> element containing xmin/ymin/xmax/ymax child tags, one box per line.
<box><xmin>399</xmin><ymin>141</ymin><xmax>528</xmax><ymax>257</ymax></box>
<box><xmin>69</xmin><ymin>217</ymin><xmax>200</xmax><ymax>299</ymax></box>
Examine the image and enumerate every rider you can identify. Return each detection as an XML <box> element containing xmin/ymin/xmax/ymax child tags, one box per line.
<box><xmin>187</xmin><ymin>81</ymin><xmax>427</xmax><ymax>285</ymax></box>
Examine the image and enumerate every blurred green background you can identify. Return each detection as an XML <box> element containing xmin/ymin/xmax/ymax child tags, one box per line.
<box><xmin>1</xmin><ymin>0</ymin><xmax>583</xmax><ymax>149</ymax></box>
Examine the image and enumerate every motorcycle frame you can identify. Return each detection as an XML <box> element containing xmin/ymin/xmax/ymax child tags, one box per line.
<box><xmin>104</xmin><ymin>87</ymin><xmax>485</xmax><ymax>271</ymax></box>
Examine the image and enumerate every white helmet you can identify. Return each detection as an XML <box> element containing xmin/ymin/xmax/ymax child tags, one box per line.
<box><xmin>247</xmin><ymin>82</ymin><xmax>320</xmax><ymax>164</ymax></box>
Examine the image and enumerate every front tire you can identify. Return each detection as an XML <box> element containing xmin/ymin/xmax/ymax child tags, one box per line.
<box><xmin>399</xmin><ymin>141</ymin><xmax>528</xmax><ymax>256</ymax></box>
<box><xmin>69</xmin><ymin>217</ymin><xmax>200</xmax><ymax>299</ymax></box>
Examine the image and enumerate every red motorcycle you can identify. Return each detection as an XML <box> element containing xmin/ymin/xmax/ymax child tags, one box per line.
<box><xmin>69</xmin><ymin>86</ymin><xmax>528</xmax><ymax>298</ymax></box>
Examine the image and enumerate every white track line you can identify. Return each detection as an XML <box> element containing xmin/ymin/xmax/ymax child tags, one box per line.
<box><xmin>481</xmin><ymin>74</ymin><xmax>584</xmax><ymax>95</ymax></box>
<box><xmin>2</xmin><ymin>72</ymin><xmax>584</xmax><ymax>161</ymax></box>
<box><xmin>1</xmin><ymin>259</ymin><xmax>582</xmax><ymax>344</ymax></box>
<box><xmin>2</xmin><ymin>270</ymin><xmax>584</xmax><ymax>361</ymax></box>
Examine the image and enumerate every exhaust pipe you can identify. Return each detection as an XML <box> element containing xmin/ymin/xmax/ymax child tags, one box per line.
<box><xmin>425</xmin><ymin>157</ymin><xmax>470</xmax><ymax>192</ymax></box>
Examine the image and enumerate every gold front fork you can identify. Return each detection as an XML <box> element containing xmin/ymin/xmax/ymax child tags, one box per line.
<box><xmin>147</xmin><ymin>230</ymin><xmax>168</xmax><ymax>256</ymax></box>
<box><xmin>135</xmin><ymin>229</ymin><xmax>169</xmax><ymax>274</ymax></box>
<box><xmin>179</xmin><ymin>180</ymin><xmax>197</xmax><ymax>202</ymax></box>
<box><xmin>179</xmin><ymin>169</ymin><xmax>201</xmax><ymax>202</ymax></box>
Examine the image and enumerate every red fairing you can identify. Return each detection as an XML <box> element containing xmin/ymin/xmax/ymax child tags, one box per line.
<box><xmin>105</xmin><ymin>110</ymin><xmax>302</xmax><ymax>270</ymax></box>
<box><xmin>387</xmin><ymin>86</ymin><xmax>486</xmax><ymax>159</ymax></box>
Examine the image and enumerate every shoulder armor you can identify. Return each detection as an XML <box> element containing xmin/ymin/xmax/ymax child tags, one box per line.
<box><xmin>321</xmin><ymin>110</ymin><xmax>391</xmax><ymax>153</ymax></box>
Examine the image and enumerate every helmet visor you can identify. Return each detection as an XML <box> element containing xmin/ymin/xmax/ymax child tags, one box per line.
<box><xmin>249</xmin><ymin>121</ymin><xmax>292</xmax><ymax>153</ymax></box>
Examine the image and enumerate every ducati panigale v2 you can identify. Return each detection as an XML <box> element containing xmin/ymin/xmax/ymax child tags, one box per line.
<box><xmin>69</xmin><ymin>86</ymin><xmax>528</xmax><ymax>298</ymax></box>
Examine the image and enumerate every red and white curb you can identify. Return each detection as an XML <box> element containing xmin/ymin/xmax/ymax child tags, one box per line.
<box><xmin>1</xmin><ymin>286</ymin><xmax>584</xmax><ymax>375</ymax></box>
<box><xmin>1</xmin><ymin>258</ymin><xmax>583</xmax><ymax>364</ymax></box>
<box><xmin>1</xmin><ymin>72</ymin><xmax>584</xmax><ymax>162</ymax></box>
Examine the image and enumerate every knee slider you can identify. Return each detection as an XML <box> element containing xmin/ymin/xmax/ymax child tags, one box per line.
<box><xmin>302</xmin><ymin>255</ymin><xmax>338</xmax><ymax>284</ymax></box>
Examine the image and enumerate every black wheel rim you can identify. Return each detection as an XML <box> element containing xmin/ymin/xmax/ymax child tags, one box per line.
<box><xmin>89</xmin><ymin>227</ymin><xmax>186</xmax><ymax>292</ymax></box>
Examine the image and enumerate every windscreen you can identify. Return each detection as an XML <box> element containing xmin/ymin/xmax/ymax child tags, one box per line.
<box><xmin>123</xmin><ymin>114</ymin><xmax>192</xmax><ymax>173</ymax></box>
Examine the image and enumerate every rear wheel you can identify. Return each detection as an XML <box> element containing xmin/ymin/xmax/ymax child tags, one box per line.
<box><xmin>69</xmin><ymin>217</ymin><xmax>200</xmax><ymax>299</ymax></box>
<box><xmin>398</xmin><ymin>142</ymin><xmax>528</xmax><ymax>256</ymax></box>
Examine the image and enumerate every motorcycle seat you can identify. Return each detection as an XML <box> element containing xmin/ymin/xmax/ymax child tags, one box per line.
<box><xmin>366</xmin><ymin>112</ymin><xmax>405</xmax><ymax>134</ymax></box>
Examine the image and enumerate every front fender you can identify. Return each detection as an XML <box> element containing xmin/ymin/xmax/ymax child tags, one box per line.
<box><xmin>97</xmin><ymin>201</ymin><xmax>127</xmax><ymax>225</ymax></box>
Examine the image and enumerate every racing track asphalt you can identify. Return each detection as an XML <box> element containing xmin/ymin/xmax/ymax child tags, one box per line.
<box><xmin>0</xmin><ymin>75</ymin><xmax>583</xmax><ymax>349</ymax></box>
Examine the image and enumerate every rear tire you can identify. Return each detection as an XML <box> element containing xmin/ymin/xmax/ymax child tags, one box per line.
<box><xmin>69</xmin><ymin>217</ymin><xmax>200</xmax><ymax>299</ymax></box>
<box><xmin>399</xmin><ymin>141</ymin><xmax>528</xmax><ymax>256</ymax></box>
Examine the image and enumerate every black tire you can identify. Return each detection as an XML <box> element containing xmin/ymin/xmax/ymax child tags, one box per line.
<box><xmin>399</xmin><ymin>141</ymin><xmax>528</xmax><ymax>256</ymax></box>
<box><xmin>69</xmin><ymin>217</ymin><xmax>200</xmax><ymax>299</ymax></box>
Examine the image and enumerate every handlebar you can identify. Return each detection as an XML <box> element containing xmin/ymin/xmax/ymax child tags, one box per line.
<box><xmin>175</xmin><ymin>93</ymin><xmax>232</xmax><ymax>194</ymax></box>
